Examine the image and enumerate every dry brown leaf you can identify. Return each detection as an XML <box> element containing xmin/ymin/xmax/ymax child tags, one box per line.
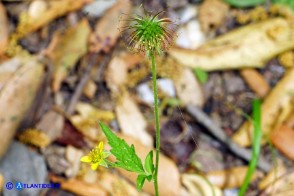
<box><xmin>89</xmin><ymin>0</ymin><xmax>132</xmax><ymax>52</ymax></box>
<box><xmin>263</xmin><ymin>171</ymin><xmax>294</xmax><ymax>196</ymax></box>
<box><xmin>240</xmin><ymin>68</ymin><xmax>270</xmax><ymax>98</ymax></box>
<box><xmin>70</xmin><ymin>102</ymin><xmax>115</xmax><ymax>140</ymax></box>
<box><xmin>16</xmin><ymin>0</ymin><xmax>91</xmax><ymax>38</ymax></box>
<box><xmin>0</xmin><ymin>56</ymin><xmax>44</xmax><ymax>158</ymax></box>
<box><xmin>206</xmin><ymin>166</ymin><xmax>263</xmax><ymax>189</ymax></box>
<box><xmin>232</xmin><ymin>68</ymin><xmax>294</xmax><ymax>147</ymax></box>
<box><xmin>198</xmin><ymin>0</ymin><xmax>229</xmax><ymax>32</ymax></box>
<box><xmin>258</xmin><ymin>160</ymin><xmax>286</xmax><ymax>190</ymax></box>
<box><xmin>36</xmin><ymin>110</ymin><xmax>64</xmax><ymax>142</ymax></box>
<box><xmin>182</xmin><ymin>174</ymin><xmax>222</xmax><ymax>196</ymax></box>
<box><xmin>49</xmin><ymin>19</ymin><xmax>90</xmax><ymax>92</ymax></box>
<box><xmin>98</xmin><ymin>172</ymin><xmax>149</xmax><ymax>196</ymax></box>
<box><xmin>174</xmin><ymin>67</ymin><xmax>204</xmax><ymax>107</ymax></box>
<box><xmin>50</xmin><ymin>175</ymin><xmax>108</xmax><ymax>196</ymax></box>
<box><xmin>105</xmin><ymin>55</ymin><xmax>128</xmax><ymax>95</ymax></box>
<box><xmin>83</xmin><ymin>79</ymin><xmax>97</xmax><ymax>99</ymax></box>
<box><xmin>169</xmin><ymin>18</ymin><xmax>294</xmax><ymax>71</ymax></box>
<box><xmin>107</xmin><ymin>134</ymin><xmax>181</xmax><ymax>195</ymax></box>
<box><xmin>270</xmin><ymin>125</ymin><xmax>294</xmax><ymax>160</ymax></box>
<box><xmin>18</xmin><ymin>129</ymin><xmax>50</xmax><ymax>148</ymax></box>
<box><xmin>65</xmin><ymin>145</ymin><xmax>83</xmax><ymax>178</ymax></box>
<box><xmin>0</xmin><ymin>3</ymin><xmax>8</xmax><ymax>56</ymax></box>
<box><xmin>115</xmin><ymin>93</ymin><xmax>153</xmax><ymax>147</ymax></box>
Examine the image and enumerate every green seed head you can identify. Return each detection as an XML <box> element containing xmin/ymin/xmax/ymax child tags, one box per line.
<box><xmin>120</xmin><ymin>11</ymin><xmax>175</xmax><ymax>55</ymax></box>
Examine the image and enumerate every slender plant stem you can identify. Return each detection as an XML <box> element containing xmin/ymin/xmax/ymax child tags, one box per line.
<box><xmin>239</xmin><ymin>99</ymin><xmax>262</xmax><ymax>196</ymax></box>
<box><xmin>150</xmin><ymin>51</ymin><xmax>160</xmax><ymax>196</ymax></box>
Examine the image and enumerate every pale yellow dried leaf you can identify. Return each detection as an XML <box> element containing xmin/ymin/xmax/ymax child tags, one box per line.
<box><xmin>174</xmin><ymin>67</ymin><xmax>204</xmax><ymax>107</ymax></box>
<box><xmin>0</xmin><ymin>56</ymin><xmax>44</xmax><ymax>158</ymax></box>
<box><xmin>50</xmin><ymin>19</ymin><xmax>91</xmax><ymax>92</ymax></box>
<box><xmin>206</xmin><ymin>166</ymin><xmax>263</xmax><ymax>189</ymax></box>
<box><xmin>18</xmin><ymin>129</ymin><xmax>50</xmax><ymax>148</ymax></box>
<box><xmin>70</xmin><ymin>102</ymin><xmax>115</xmax><ymax>140</ymax></box>
<box><xmin>115</xmin><ymin>93</ymin><xmax>153</xmax><ymax>147</ymax></box>
<box><xmin>89</xmin><ymin>0</ymin><xmax>132</xmax><ymax>52</ymax></box>
<box><xmin>258</xmin><ymin>160</ymin><xmax>286</xmax><ymax>190</ymax></box>
<box><xmin>0</xmin><ymin>3</ymin><xmax>8</xmax><ymax>56</ymax></box>
<box><xmin>199</xmin><ymin>0</ymin><xmax>229</xmax><ymax>32</ymax></box>
<box><xmin>16</xmin><ymin>0</ymin><xmax>91</xmax><ymax>38</ymax></box>
<box><xmin>50</xmin><ymin>175</ymin><xmax>108</xmax><ymax>196</ymax></box>
<box><xmin>36</xmin><ymin>110</ymin><xmax>64</xmax><ymax>142</ymax></box>
<box><xmin>65</xmin><ymin>145</ymin><xmax>84</xmax><ymax>178</ymax></box>
<box><xmin>182</xmin><ymin>174</ymin><xmax>222</xmax><ymax>196</ymax></box>
<box><xmin>169</xmin><ymin>18</ymin><xmax>294</xmax><ymax>71</ymax></box>
<box><xmin>263</xmin><ymin>172</ymin><xmax>294</xmax><ymax>195</ymax></box>
<box><xmin>99</xmin><ymin>172</ymin><xmax>149</xmax><ymax>196</ymax></box>
<box><xmin>232</xmin><ymin>68</ymin><xmax>294</xmax><ymax>147</ymax></box>
<box><xmin>83</xmin><ymin>79</ymin><xmax>97</xmax><ymax>99</ymax></box>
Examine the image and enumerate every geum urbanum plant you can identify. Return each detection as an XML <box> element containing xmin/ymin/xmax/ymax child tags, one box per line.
<box><xmin>80</xmin><ymin>10</ymin><xmax>175</xmax><ymax>195</ymax></box>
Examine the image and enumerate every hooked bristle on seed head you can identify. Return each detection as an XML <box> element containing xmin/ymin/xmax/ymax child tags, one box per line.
<box><xmin>119</xmin><ymin>10</ymin><xmax>176</xmax><ymax>55</ymax></box>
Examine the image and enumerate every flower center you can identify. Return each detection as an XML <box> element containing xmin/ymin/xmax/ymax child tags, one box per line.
<box><xmin>89</xmin><ymin>148</ymin><xmax>102</xmax><ymax>163</ymax></box>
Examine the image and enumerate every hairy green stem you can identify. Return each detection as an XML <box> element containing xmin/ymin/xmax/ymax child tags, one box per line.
<box><xmin>150</xmin><ymin>52</ymin><xmax>160</xmax><ymax>196</ymax></box>
<box><xmin>239</xmin><ymin>99</ymin><xmax>262</xmax><ymax>196</ymax></box>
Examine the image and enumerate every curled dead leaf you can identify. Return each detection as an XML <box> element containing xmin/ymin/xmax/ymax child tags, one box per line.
<box><xmin>174</xmin><ymin>67</ymin><xmax>204</xmax><ymax>107</ymax></box>
<box><xmin>49</xmin><ymin>19</ymin><xmax>90</xmax><ymax>92</ymax></box>
<box><xmin>240</xmin><ymin>68</ymin><xmax>270</xmax><ymax>98</ymax></box>
<box><xmin>70</xmin><ymin>102</ymin><xmax>115</xmax><ymax>140</ymax></box>
<box><xmin>270</xmin><ymin>125</ymin><xmax>294</xmax><ymax>160</ymax></box>
<box><xmin>18</xmin><ymin>129</ymin><xmax>50</xmax><ymax>148</ymax></box>
<box><xmin>206</xmin><ymin>166</ymin><xmax>263</xmax><ymax>189</ymax></box>
<box><xmin>198</xmin><ymin>0</ymin><xmax>229</xmax><ymax>32</ymax></box>
<box><xmin>50</xmin><ymin>175</ymin><xmax>108</xmax><ymax>196</ymax></box>
<box><xmin>89</xmin><ymin>0</ymin><xmax>132</xmax><ymax>52</ymax></box>
<box><xmin>0</xmin><ymin>3</ymin><xmax>8</xmax><ymax>56</ymax></box>
<box><xmin>169</xmin><ymin>18</ymin><xmax>294</xmax><ymax>71</ymax></box>
<box><xmin>263</xmin><ymin>171</ymin><xmax>294</xmax><ymax>196</ymax></box>
<box><xmin>258</xmin><ymin>160</ymin><xmax>286</xmax><ymax>190</ymax></box>
<box><xmin>0</xmin><ymin>56</ymin><xmax>44</xmax><ymax>158</ymax></box>
<box><xmin>232</xmin><ymin>68</ymin><xmax>294</xmax><ymax>147</ymax></box>
<box><xmin>115</xmin><ymin>93</ymin><xmax>153</xmax><ymax>147</ymax></box>
<box><xmin>182</xmin><ymin>173</ymin><xmax>222</xmax><ymax>196</ymax></box>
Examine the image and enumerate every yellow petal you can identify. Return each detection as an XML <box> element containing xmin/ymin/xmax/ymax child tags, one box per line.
<box><xmin>80</xmin><ymin>156</ymin><xmax>91</xmax><ymax>163</ymax></box>
<box><xmin>98</xmin><ymin>141</ymin><xmax>104</xmax><ymax>152</ymax></box>
<box><xmin>91</xmin><ymin>163</ymin><xmax>99</xmax><ymax>170</ymax></box>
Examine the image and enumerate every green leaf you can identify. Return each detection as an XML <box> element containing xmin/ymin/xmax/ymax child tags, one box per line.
<box><xmin>193</xmin><ymin>68</ymin><xmax>208</xmax><ymax>84</ymax></box>
<box><xmin>136</xmin><ymin>174</ymin><xmax>147</xmax><ymax>191</ymax></box>
<box><xmin>99</xmin><ymin>122</ymin><xmax>144</xmax><ymax>173</ymax></box>
<box><xmin>167</xmin><ymin>98</ymin><xmax>182</xmax><ymax>107</ymax></box>
<box><xmin>146</xmin><ymin>174</ymin><xmax>153</xmax><ymax>182</ymax></box>
<box><xmin>144</xmin><ymin>151</ymin><xmax>155</xmax><ymax>175</ymax></box>
<box><xmin>272</xmin><ymin>0</ymin><xmax>294</xmax><ymax>10</ymax></box>
<box><xmin>224</xmin><ymin>0</ymin><xmax>265</xmax><ymax>8</ymax></box>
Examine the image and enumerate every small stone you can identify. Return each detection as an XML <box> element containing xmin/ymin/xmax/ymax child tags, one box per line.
<box><xmin>0</xmin><ymin>141</ymin><xmax>47</xmax><ymax>196</ymax></box>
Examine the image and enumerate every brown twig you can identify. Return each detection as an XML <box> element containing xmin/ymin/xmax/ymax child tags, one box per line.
<box><xmin>186</xmin><ymin>104</ymin><xmax>271</xmax><ymax>172</ymax></box>
<box><xmin>66</xmin><ymin>53</ymin><xmax>98</xmax><ymax>115</ymax></box>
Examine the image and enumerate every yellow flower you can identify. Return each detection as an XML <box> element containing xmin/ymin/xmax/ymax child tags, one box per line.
<box><xmin>80</xmin><ymin>142</ymin><xmax>110</xmax><ymax>170</ymax></box>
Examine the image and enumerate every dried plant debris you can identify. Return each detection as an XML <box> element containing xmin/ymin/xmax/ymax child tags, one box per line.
<box><xmin>18</xmin><ymin>129</ymin><xmax>50</xmax><ymax>148</ymax></box>
<box><xmin>0</xmin><ymin>3</ymin><xmax>8</xmax><ymax>56</ymax></box>
<box><xmin>169</xmin><ymin>18</ymin><xmax>294</xmax><ymax>71</ymax></box>
<box><xmin>0</xmin><ymin>56</ymin><xmax>44</xmax><ymax>158</ymax></box>
<box><xmin>233</xmin><ymin>68</ymin><xmax>294</xmax><ymax>147</ymax></box>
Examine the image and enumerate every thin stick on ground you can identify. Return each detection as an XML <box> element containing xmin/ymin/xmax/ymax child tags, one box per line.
<box><xmin>186</xmin><ymin>104</ymin><xmax>271</xmax><ymax>172</ymax></box>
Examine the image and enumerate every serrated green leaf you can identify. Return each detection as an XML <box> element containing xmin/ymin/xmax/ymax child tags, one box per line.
<box><xmin>136</xmin><ymin>174</ymin><xmax>147</xmax><ymax>191</ymax></box>
<box><xmin>272</xmin><ymin>0</ymin><xmax>294</xmax><ymax>10</ymax></box>
<box><xmin>224</xmin><ymin>0</ymin><xmax>265</xmax><ymax>8</ymax></box>
<box><xmin>144</xmin><ymin>151</ymin><xmax>154</xmax><ymax>175</ymax></box>
<box><xmin>193</xmin><ymin>68</ymin><xmax>208</xmax><ymax>84</ymax></box>
<box><xmin>99</xmin><ymin>122</ymin><xmax>144</xmax><ymax>173</ymax></box>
